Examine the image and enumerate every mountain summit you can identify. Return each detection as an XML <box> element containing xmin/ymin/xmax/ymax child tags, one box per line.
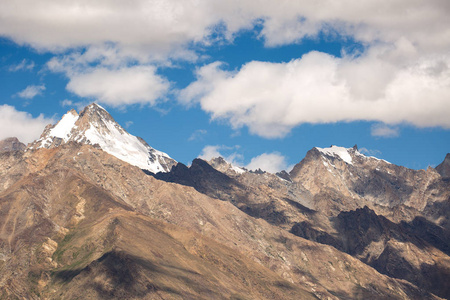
<box><xmin>31</xmin><ymin>103</ymin><xmax>176</xmax><ymax>173</ymax></box>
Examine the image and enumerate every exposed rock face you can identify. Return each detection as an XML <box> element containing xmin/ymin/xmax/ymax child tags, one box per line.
<box><xmin>155</xmin><ymin>158</ymin><xmax>243</xmax><ymax>202</ymax></box>
<box><xmin>288</xmin><ymin>146</ymin><xmax>449</xmax><ymax>220</ymax></box>
<box><xmin>436</xmin><ymin>153</ymin><xmax>450</xmax><ymax>180</ymax></box>
<box><xmin>332</xmin><ymin>207</ymin><xmax>450</xmax><ymax>299</ymax></box>
<box><xmin>30</xmin><ymin>103</ymin><xmax>176</xmax><ymax>173</ymax></box>
<box><xmin>0</xmin><ymin>137</ymin><xmax>25</xmax><ymax>152</ymax></box>
<box><xmin>0</xmin><ymin>104</ymin><xmax>448</xmax><ymax>299</ymax></box>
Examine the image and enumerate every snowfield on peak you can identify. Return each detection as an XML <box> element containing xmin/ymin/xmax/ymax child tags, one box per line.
<box><xmin>34</xmin><ymin>104</ymin><xmax>176</xmax><ymax>173</ymax></box>
<box><xmin>316</xmin><ymin>146</ymin><xmax>354</xmax><ymax>165</ymax></box>
<box><xmin>83</xmin><ymin>117</ymin><xmax>173</xmax><ymax>173</ymax></box>
<box><xmin>316</xmin><ymin>145</ymin><xmax>391</xmax><ymax>165</ymax></box>
<box><xmin>48</xmin><ymin>110</ymin><xmax>78</xmax><ymax>142</ymax></box>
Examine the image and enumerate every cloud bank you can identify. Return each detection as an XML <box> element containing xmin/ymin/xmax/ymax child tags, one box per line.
<box><xmin>180</xmin><ymin>50</ymin><xmax>450</xmax><ymax>138</ymax></box>
<box><xmin>199</xmin><ymin>145</ymin><xmax>243</xmax><ymax>166</ymax></box>
<box><xmin>1</xmin><ymin>0</ymin><xmax>449</xmax><ymax>136</ymax></box>
<box><xmin>65</xmin><ymin>66</ymin><xmax>170</xmax><ymax>107</ymax></box>
<box><xmin>198</xmin><ymin>145</ymin><xmax>290</xmax><ymax>173</ymax></box>
<box><xmin>246</xmin><ymin>152</ymin><xmax>291</xmax><ymax>173</ymax></box>
<box><xmin>2</xmin><ymin>1</ymin><xmax>449</xmax><ymax>56</ymax></box>
<box><xmin>0</xmin><ymin>105</ymin><xmax>53</xmax><ymax>143</ymax></box>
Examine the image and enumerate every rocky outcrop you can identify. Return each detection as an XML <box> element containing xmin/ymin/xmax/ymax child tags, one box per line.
<box><xmin>0</xmin><ymin>137</ymin><xmax>25</xmax><ymax>152</ymax></box>
<box><xmin>289</xmin><ymin>146</ymin><xmax>449</xmax><ymax>220</ymax></box>
<box><xmin>291</xmin><ymin>206</ymin><xmax>450</xmax><ymax>299</ymax></box>
<box><xmin>436</xmin><ymin>153</ymin><xmax>450</xmax><ymax>180</ymax></box>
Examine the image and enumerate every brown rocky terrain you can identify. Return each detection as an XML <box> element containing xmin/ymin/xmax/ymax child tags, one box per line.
<box><xmin>0</xmin><ymin>142</ymin><xmax>440</xmax><ymax>299</ymax></box>
<box><xmin>158</xmin><ymin>153</ymin><xmax>450</xmax><ymax>298</ymax></box>
<box><xmin>196</xmin><ymin>147</ymin><xmax>450</xmax><ymax>299</ymax></box>
<box><xmin>0</xmin><ymin>137</ymin><xmax>26</xmax><ymax>152</ymax></box>
<box><xmin>0</xmin><ymin>105</ymin><xmax>448</xmax><ymax>299</ymax></box>
<box><xmin>437</xmin><ymin>154</ymin><xmax>450</xmax><ymax>180</ymax></box>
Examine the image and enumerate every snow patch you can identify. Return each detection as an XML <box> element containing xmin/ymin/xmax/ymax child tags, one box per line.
<box><xmin>84</xmin><ymin>118</ymin><xmax>171</xmax><ymax>173</ymax></box>
<box><xmin>231</xmin><ymin>165</ymin><xmax>245</xmax><ymax>174</ymax></box>
<box><xmin>49</xmin><ymin>111</ymin><xmax>78</xmax><ymax>142</ymax></box>
<box><xmin>316</xmin><ymin>146</ymin><xmax>353</xmax><ymax>165</ymax></box>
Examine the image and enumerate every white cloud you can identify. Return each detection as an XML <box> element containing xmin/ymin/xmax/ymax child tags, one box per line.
<box><xmin>60</xmin><ymin>99</ymin><xmax>73</xmax><ymax>107</ymax></box>
<box><xmin>65</xmin><ymin>66</ymin><xmax>170</xmax><ymax>107</ymax></box>
<box><xmin>1</xmin><ymin>0</ymin><xmax>450</xmax><ymax>131</ymax></box>
<box><xmin>198</xmin><ymin>145</ymin><xmax>243</xmax><ymax>166</ymax></box>
<box><xmin>9</xmin><ymin>59</ymin><xmax>35</xmax><ymax>72</ymax></box>
<box><xmin>199</xmin><ymin>145</ymin><xmax>223</xmax><ymax>160</ymax></box>
<box><xmin>0</xmin><ymin>0</ymin><xmax>223</xmax><ymax>62</ymax></box>
<box><xmin>188</xmin><ymin>129</ymin><xmax>207</xmax><ymax>141</ymax></box>
<box><xmin>371</xmin><ymin>124</ymin><xmax>400</xmax><ymax>138</ymax></box>
<box><xmin>16</xmin><ymin>84</ymin><xmax>45</xmax><ymax>99</ymax></box>
<box><xmin>1</xmin><ymin>1</ymin><xmax>449</xmax><ymax>57</ymax></box>
<box><xmin>198</xmin><ymin>145</ymin><xmax>290</xmax><ymax>173</ymax></box>
<box><xmin>246</xmin><ymin>152</ymin><xmax>291</xmax><ymax>173</ymax></box>
<box><xmin>60</xmin><ymin>99</ymin><xmax>87</xmax><ymax>111</ymax></box>
<box><xmin>180</xmin><ymin>50</ymin><xmax>450</xmax><ymax>138</ymax></box>
<box><xmin>0</xmin><ymin>105</ymin><xmax>53</xmax><ymax>143</ymax></box>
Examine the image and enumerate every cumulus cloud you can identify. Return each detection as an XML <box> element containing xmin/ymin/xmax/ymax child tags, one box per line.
<box><xmin>371</xmin><ymin>124</ymin><xmax>400</xmax><ymax>138</ymax></box>
<box><xmin>65</xmin><ymin>66</ymin><xmax>170</xmax><ymax>107</ymax></box>
<box><xmin>0</xmin><ymin>105</ymin><xmax>53</xmax><ymax>143</ymax></box>
<box><xmin>246</xmin><ymin>152</ymin><xmax>291</xmax><ymax>173</ymax></box>
<box><xmin>198</xmin><ymin>145</ymin><xmax>290</xmax><ymax>173</ymax></box>
<box><xmin>199</xmin><ymin>145</ymin><xmax>224</xmax><ymax>160</ymax></box>
<box><xmin>2</xmin><ymin>0</ymin><xmax>450</xmax><ymax>132</ymax></box>
<box><xmin>1</xmin><ymin>1</ymin><xmax>449</xmax><ymax>56</ymax></box>
<box><xmin>49</xmin><ymin>55</ymin><xmax>170</xmax><ymax>107</ymax></box>
<box><xmin>180</xmin><ymin>50</ymin><xmax>450</xmax><ymax>138</ymax></box>
<box><xmin>16</xmin><ymin>84</ymin><xmax>46</xmax><ymax>99</ymax></box>
<box><xmin>199</xmin><ymin>145</ymin><xmax>243</xmax><ymax>165</ymax></box>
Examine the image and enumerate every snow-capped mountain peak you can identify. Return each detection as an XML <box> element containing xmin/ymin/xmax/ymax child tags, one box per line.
<box><xmin>315</xmin><ymin>145</ymin><xmax>354</xmax><ymax>165</ymax></box>
<box><xmin>31</xmin><ymin>103</ymin><xmax>177</xmax><ymax>173</ymax></box>
<box><xmin>315</xmin><ymin>145</ymin><xmax>390</xmax><ymax>165</ymax></box>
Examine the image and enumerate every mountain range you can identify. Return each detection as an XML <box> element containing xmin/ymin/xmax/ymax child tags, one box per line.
<box><xmin>0</xmin><ymin>103</ymin><xmax>449</xmax><ymax>299</ymax></box>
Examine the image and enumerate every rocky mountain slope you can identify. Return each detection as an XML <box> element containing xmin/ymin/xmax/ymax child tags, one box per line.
<box><xmin>0</xmin><ymin>137</ymin><xmax>25</xmax><ymax>152</ymax></box>
<box><xmin>0</xmin><ymin>103</ymin><xmax>448</xmax><ymax>299</ymax></box>
<box><xmin>201</xmin><ymin>146</ymin><xmax>450</xmax><ymax>299</ymax></box>
<box><xmin>157</xmin><ymin>146</ymin><xmax>450</xmax><ymax>298</ymax></box>
<box><xmin>437</xmin><ymin>154</ymin><xmax>450</xmax><ymax>180</ymax></box>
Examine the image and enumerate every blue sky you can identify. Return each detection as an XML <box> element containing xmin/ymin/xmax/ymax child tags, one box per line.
<box><xmin>0</xmin><ymin>1</ymin><xmax>449</xmax><ymax>171</ymax></box>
